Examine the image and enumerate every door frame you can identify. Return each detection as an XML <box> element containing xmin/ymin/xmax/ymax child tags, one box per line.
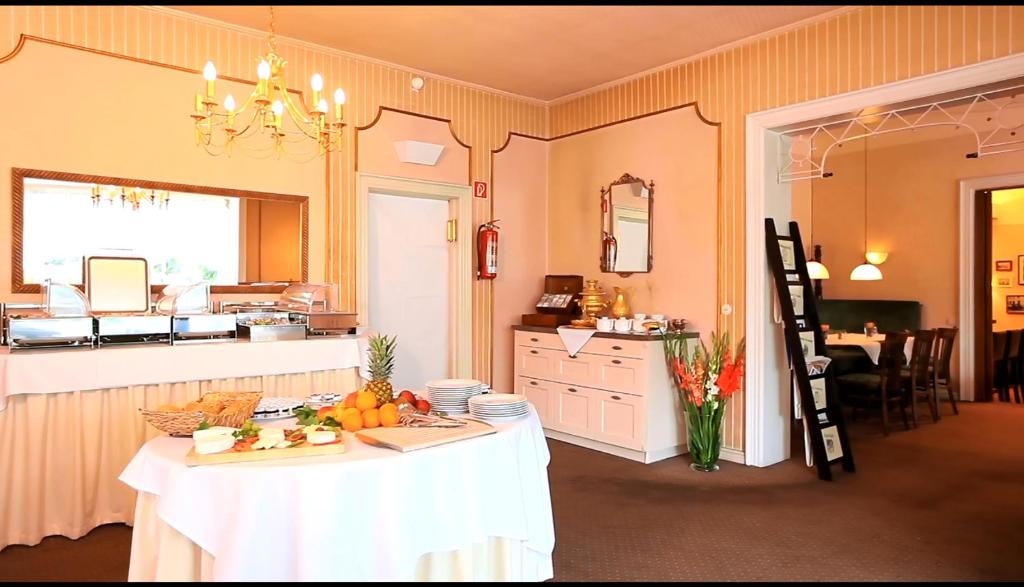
<box><xmin>959</xmin><ymin>173</ymin><xmax>1024</xmax><ymax>402</ymax></box>
<box><xmin>357</xmin><ymin>172</ymin><xmax>473</xmax><ymax>379</ymax></box>
<box><xmin>744</xmin><ymin>53</ymin><xmax>1024</xmax><ymax>467</ymax></box>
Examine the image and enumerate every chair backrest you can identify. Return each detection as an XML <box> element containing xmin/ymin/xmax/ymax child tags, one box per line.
<box><xmin>993</xmin><ymin>330</ymin><xmax>1009</xmax><ymax>361</ymax></box>
<box><xmin>934</xmin><ymin>327</ymin><xmax>957</xmax><ymax>381</ymax></box>
<box><xmin>879</xmin><ymin>331</ymin><xmax>910</xmax><ymax>392</ymax></box>
<box><xmin>1008</xmin><ymin>330</ymin><xmax>1024</xmax><ymax>360</ymax></box>
<box><xmin>907</xmin><ymin>329</ymin><xmax>936</xmax><ymax>387</ymax></box>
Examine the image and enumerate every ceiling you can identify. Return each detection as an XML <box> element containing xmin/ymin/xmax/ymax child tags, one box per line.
<box><xmin>170</xmin><ymin>5</ymin><xmax>840</xmax><ymax>101</ymax></box>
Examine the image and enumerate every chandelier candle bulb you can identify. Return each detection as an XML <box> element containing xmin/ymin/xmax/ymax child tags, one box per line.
<box><xmin>202</xmin><ymin>61</ymin><xmax>217</xmax><ymax>98</ymax></box>
<box><xmin>334</xmin><ymin>88</ymin><xmax>346</xmax><ymax>121</ymax></box>
<box><xmin>311</xmin><ymin>73</ymin><xmax>323</xmax><ymax>104</ymax></box>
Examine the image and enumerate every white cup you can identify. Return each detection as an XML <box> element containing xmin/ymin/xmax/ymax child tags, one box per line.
<box><xmin>614</xmin><ymin>317</ymin><xmax>632</xmax><ymax>332</ymax></box>
<box><xmin>596</xmin><ymin>317</ymin><xmax>614</xmax><ymax>332</ymax></box>
<box><xmin>651</xmin><ymin>314</ymin><xmax>664</xmax><ymax>320</ymax></box>
<box><xmin>634</xmin><ymin>313</ymin><xmax>647</xmax><ymax>321</ymax></box>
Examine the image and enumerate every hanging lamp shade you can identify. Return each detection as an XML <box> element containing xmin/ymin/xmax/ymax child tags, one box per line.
<box><xmin>850</xmin><ymin>262</ymin><xmax>883</xmax><ymax>280</ymax></box>
<box><xmin>806</xmin><ymin>260</ymin><xmax>831</xmax><ymax>279</ymax></box>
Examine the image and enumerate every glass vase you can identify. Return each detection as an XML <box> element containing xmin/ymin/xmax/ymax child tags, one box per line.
<box><xmin>685</xmin><ymin>403</ymin><xmax>723</xmax><ymax>472</ymax></box>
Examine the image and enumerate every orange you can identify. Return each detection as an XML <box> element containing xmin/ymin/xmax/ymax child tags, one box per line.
<box><xmin>343</xmin><ymin>392</ymin><xmax>358</xmax><ymax>409</ymax></box>
<box><xmin>332</xmin><ymin>403</ymin><xmax>347</xmax><ymax>421</ymax></box>
<box><xmin>341</xmin><ymin>407</ymin><xmax>361</xmax><ymax>421</ymax></box>
<box><xmin>362</xmin><ymin>408</ymin><xmax>381</xmax><ymax>429</ymax></box>
<box><xmin>341</xmin><ymin>411</ymin><xmax>363</xmax><ymax>432</ymax></box>
<box><xmin>379</xmin><ymin>406</ymin><xmax>400</xmax><ymax>427</ymax></box>
<box><xmin>379</xmin><ymin>402</ymin><xmax>398</xmax><ymax>416</ymax></box>
<box><xmin>355</xmin><ymin>391</ymin><xmax>378</xmax><ymax>412</ymax></box>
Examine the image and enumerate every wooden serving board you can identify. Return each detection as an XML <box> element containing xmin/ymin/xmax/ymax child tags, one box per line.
<box><xmin>355</xmin><ymin>419</ymin><xmax>496</xmax><ymax>452</ymax></box>
<box><xmin>185</xmin><ymin>437</ymin><xmax>346</xmax><ymax>466</ymax></box>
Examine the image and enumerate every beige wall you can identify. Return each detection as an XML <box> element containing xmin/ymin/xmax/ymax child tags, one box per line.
<box><xmin>492</xmin><ymin>135</ymin><xmax>549</xmax><ymax>392</ymax></box>
<box><xmin>0</xmin><ymin>40</ymin><xmax>324</xmax><ymax>303</ymax></box>
<box><xmin>993</xmin><ymin>221</ymin><xmax>1024</xmax><ymax>331</ymax></box>
<box><xmin>791</xmin><ymin>130</ymin><xmax>1024</xmax><ymax>387</ymax></box>
<box><xmin>356</xmin><ymin>109</ymin><xmax>470</xmax><ymax>185</ymax></box>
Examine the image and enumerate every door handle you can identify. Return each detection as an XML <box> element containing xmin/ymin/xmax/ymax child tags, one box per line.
<box><xmin>530</xmin><ymin>350</ymin><xmax>538</xmax><ymax>354</ymax></box>
<box><xmin>612</xmin><ymin>345</ymin><xmax>622</xmax><ymax>350</ymax></box>
<box><xmin>611</xmin><ymin>395</ymin><xmax>621</xmax><ymax>400</ymax></box>
<box><xmin>568</xmin><ymin>388</ymin><xmax>578</xmax><ymax>393</ymax></box>
<box><xmin>530</xmin><ymin>337</ymin><xmax>539</xmax><ymax>342</ymax></box>
<box><xmin>611</xmin><ymin>359</ymin><xmax>622</xmax><ymax>364</ymax></box>
<box><xmin>529</xmin><ymin>380</ymin><xmax>538</xmax><ymax>386</ymax></box>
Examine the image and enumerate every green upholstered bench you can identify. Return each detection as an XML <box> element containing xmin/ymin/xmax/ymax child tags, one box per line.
<box><xmin>818</xmin><ymin>299</ymin><xmax>922</xmax><ymax>379</ymax></box>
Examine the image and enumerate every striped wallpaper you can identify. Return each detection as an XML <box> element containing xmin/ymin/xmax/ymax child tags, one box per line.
<box><xmin>2</xmin><ymin>5</ymin><xmax>1021</xmax><ymax>453</ymax></box>
<box><xmin>0</xmin><ymin>5</ymin><xmax>548</xmax><ymax>384</ymax></box>
<box><xmin>549</xmin><ymin>5</ymin><xmax>1023</xmax><ymax>451</ymax></box>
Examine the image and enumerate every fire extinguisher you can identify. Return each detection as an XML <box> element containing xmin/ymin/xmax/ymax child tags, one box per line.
<box><xmin>602</xmin><ymin>231</ymin><xmax>618</xmax><ymax>272</ymax></box>
<box><xmin>477</xmin><ymin>220</ymin><xmax>500</xmax><ymax>279</ymax></box>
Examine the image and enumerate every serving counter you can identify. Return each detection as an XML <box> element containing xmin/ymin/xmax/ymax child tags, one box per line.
<box><xmin>0</xmin><ymin>337</ymin><xmax>367</xmax><ymax>551</ymax></box>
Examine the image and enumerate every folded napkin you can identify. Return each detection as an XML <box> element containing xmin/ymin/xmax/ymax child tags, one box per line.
<box><xmin>555</xmin><ymin>326</ymin><xmax>598</xmax><ymax>358</ymax></box>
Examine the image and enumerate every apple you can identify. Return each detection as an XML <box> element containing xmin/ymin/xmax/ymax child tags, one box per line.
<box><xmin>415</xmin><ymin>399</ymin><xmax>431</xmax><ymax>414</ymax></box>
<box><xmin>398</xmin><ymin>390</ymin><xmax>416</xmax><ymax>404</ymax></box>
<box><xmin>317</xmin><ymin>405</ymin><xmax>335</xmax><ymax>421</ymax></box>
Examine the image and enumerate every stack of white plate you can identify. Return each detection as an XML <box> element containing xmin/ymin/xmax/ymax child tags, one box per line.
<box><xmin>468</xmin><ymin>394</ymin><xmax>529</xmax><ymax>421</ymax></box>
<box><xmin>426</xmin><ymin>378</ymin><xmax>485</xmax><ymax>414</ymax></box>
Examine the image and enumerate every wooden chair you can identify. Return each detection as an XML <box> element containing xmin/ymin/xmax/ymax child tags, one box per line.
<box><xmin>837</xmin><ymin>331</ymin><xmax>911</xmax><ymax>436</ymax></box>
<box><xmin>902</xmin><ymin>330</ymin><xmax>938</xmax><ymax>426</ymax></box>
<box><xmin>993</xmin><ymin>331</ymin><xmax>1010</xmax><ymax>402</ymax></box>
<box><xmin>932</xmin><ymin>327</ymin><xmax>959</xmax><ymax>415</ymax></box>
<box><xmin>1008</xmin><ymin>329</ymin><xmax>1024</xmax><ymax>404</ymax></box>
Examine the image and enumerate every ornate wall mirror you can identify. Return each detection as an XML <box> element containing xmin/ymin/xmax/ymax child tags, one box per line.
<box><xmin>600</xmin><ymin>173</ymin><xmax>654</xmax><ymax>276</ymax></box>
<box><xmin>11</xmin><ymin>168</ymin><xmax>309</xmax><ymax>294</ymax></box>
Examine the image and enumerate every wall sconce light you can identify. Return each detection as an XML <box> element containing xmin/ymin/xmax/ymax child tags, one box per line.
<box><xmin>865</xmin><ymin>251</ymin><xmax>888</xmax><ymax>265</ymax></box>
<box><xmin>411</xmin><ymin>76</ymin><xmax>425</xmax><ymax>92</ymax></box>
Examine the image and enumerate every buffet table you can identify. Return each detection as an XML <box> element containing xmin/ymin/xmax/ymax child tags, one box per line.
<box><xmin>0</xmin><ymin>337</ymin><xmax>366</xmax><ymax>551</ymax></box>
<box><xmin>119</xmin><ymin>408</ymin><xmax>555</xmax><ymax>582</ymax></box>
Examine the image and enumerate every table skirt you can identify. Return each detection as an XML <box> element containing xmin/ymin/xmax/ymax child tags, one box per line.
<box><xmin>128</xmin><ymin>492</ymin><xmax>551</xmax><ymax>582</ymax></box>
<box><xmin>0</xmin><ymin>368</ymin><xmax>361</xmax><ymax>551</ymax></box>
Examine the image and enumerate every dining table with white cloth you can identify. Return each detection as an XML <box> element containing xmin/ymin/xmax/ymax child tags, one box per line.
<box><xmin>118</xmin><ymin>406</ymin><xmax>555</xmax><ymax>582</ymax></box>
<box><xmin>0</xmin><ymin>336</ymin><xmax>368</xmax><ymax>551</ymax></box>
<box><xmin>824</xmin><ymin>332</ymin><xmax>914</xmax><ymax>365</ymax></box>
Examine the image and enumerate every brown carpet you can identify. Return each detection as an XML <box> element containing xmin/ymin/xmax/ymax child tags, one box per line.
<box><xmin>2</xmin><ymin>401</ymin><xmax>1022</xmax><ymax>582</ymax></box>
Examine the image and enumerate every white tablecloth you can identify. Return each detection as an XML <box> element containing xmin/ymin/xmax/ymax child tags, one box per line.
<box><xmin>118</xmin><ymin>408</ymin><xmax>555</xmax><ymax>582</ymax></box>
<box><xmin>0</xmin><ymin>337</ymin><xmax>364</xmax><ymax>410</ymax></box>
<box><xmin>825</xmin><ymin>333</ymin><xmax>914</xmax><ymax>365</ymax></box>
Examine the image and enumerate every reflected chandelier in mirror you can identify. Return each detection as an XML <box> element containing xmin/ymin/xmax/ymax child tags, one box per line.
<box><xmin>600</xmin><ymin>173</ymin><xmax>654</xmax><ymax>276</ymax></box>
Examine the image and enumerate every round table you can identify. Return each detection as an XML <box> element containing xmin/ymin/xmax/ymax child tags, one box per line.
<box><xmin>118</xmin><ymin>407</ymin><xmax>554</xmax><ymax>582</ymax></box>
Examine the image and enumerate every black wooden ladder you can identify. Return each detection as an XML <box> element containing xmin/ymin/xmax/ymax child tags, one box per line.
<box><xmin>765</xmin><ymin>219</ymin><xmax>856</xmax><ymax>481</ymax></box>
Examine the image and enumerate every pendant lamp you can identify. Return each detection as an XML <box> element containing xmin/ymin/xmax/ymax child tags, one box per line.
<box><xmin>851</xmin><ymin>136</ymin><xmax>882</xmax><ymax>281</ymax></box>
<box><xmin>805</xmin><ymin>174</ymin><xmax>830</xmax><ymax>279</ymax></box>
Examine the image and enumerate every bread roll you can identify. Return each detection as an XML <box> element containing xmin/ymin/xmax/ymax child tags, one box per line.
<box><xmin>155</xmin><ymin>403</ymin><xmax>181</xmax><ymax>412</ymax></box>
<box><xmin>184</xmin><ymin>401</ymin><xmax>203</xmax><ymax>412</ymax></box>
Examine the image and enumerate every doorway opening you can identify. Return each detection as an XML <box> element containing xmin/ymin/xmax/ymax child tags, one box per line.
<box><xmin>986</xmin><ymin>184</ymin><xmax>1024</xmax><ymax>404</ymax></box>
<box><xmin>357</xmin><ymin>173</ymin><xmax>473</xmax><ymax>386</ymax></box>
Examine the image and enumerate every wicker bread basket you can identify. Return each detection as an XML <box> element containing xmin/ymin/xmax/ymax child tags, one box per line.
<box><xmin>141</xmin><ymin>391</ymin><xmax>263</xmax><ymax>437</ymax></box>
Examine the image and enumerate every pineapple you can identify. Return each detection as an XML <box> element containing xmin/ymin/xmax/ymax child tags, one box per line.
<box><xmin>366</xmin><ymin>333</ymin><xmax>397</xmax><ymax>406</ymax></box>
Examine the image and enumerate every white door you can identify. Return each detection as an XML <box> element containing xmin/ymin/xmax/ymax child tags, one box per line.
<box><xmin>367</xmin><ymin>192</ymin><xmax>451</xmax><ymax>391</ymax></box>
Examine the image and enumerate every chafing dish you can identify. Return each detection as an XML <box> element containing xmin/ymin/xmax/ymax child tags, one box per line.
<box><xmin>157</xmin><ymin>283</ymin><xmax>237</xmax><ymax>345</ymax></box>
<box><xmin>95</xmin><ymin>315</ymin><xmax>172</xmax><ymax>346</ymax></box>
<box><xmin>87</xmin><ymin>256</ymin><xmax>172</xmax><ymax>347</ymax></box>
<box><xmin>3</xmin><ymin>281</ymin><xmax>95</xmax><ymax>350</ymax></box>
<box><xmin>277</xmin><ymin>284</ymin><xmax>358</xmax><ymax>336</ymax></box>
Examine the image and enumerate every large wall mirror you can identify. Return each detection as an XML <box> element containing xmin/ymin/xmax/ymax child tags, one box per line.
<box><xmin>601</xmin><ymin>173</ymin><xmax>654</xmax><ymax>276</ymax></box>
<box><xmin>11</xmin><ymin>168</ymin><xmax>308</xmax><ymax>294</ymax></box>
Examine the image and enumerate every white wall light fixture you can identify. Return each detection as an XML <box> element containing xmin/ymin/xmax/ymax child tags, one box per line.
<box><xmin>394</xmin><ymin>140</ymin><xmax>445</xmax><ymax>166</ymax></box>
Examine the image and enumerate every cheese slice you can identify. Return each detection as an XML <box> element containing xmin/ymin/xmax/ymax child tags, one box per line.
<box><xmin>307</xmin><ymin>430</ymin><xmax>337</xmax><ymax>445</ymax></box>
<box><xmin>258</xmin><ymin>428</ymin><xmax>285</xmax><ymax>443</ymax></box>
<box><xmin>192</xmin><ymin>426</ymin><xmax>237</xmax><ymax>441</ymax></box>
<box><xmin>195</xmin><ymin>435</ymin><xmax>236</xmax><ymax>455</ymax></box>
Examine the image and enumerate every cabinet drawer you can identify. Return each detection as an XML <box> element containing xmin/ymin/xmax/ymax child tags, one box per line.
<box><xmin>515</xmin><ymin>376</ymin><xmax>554</xmax><ymax>425</ymax></box>
<box><xmin>589</xmin><ymin>388</ymin><xmax>645</xmax><ymax>450</ymax></box>
<box><xmin>549</xmin><ymin>382</ymin><xmax>594</xmax><ymax>437</ymax></box>
<box><xmin>515</xmin><ymin>330</ymin><xmax>563</xmax><ymax>350</ymax></box>
<box><xmin>592</xmin><ymin>355</ymin><xmax>647</xmax><ymax>396</ymax></box>
<box><xmin>576</xmin><ymin>337</ymin><xmax>646</xmax><ymax>359</ymax></box>
<box><xmin>516</xmin><ymin>346</ymin><xmax>558</xmax><ymax>380</ymax></box>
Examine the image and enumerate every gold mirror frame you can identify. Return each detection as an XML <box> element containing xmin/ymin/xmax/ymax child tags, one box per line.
<box><xmin>600</xmin><ymin>172</ymin><xmax>654</xmax><ymax>277</ymax></box>
<box><xmin>11</xmin><ymin>167</ymin><xmax>309</xmax><ymax>295</ymax></box>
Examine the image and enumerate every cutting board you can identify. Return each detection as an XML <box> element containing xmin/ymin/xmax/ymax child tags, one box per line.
<box><xmin>355</xmin><ymin>419</ymin><xmax>496</xmax><ymax>452</ymax></box>
<box><xmin>184</xmin><ymin>436</ymin><xmax>346</xmax><ymax>466</ymax></box>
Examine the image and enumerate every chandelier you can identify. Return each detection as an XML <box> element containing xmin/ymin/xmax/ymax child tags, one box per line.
<box><xmin>190</xmin><ymin>6</ymin><xmax>346</xmax><ymax>161</ymax></box>
<box><xmin>91</xmin><ymin>185</ymin><xmax>171</xmax><ymax>211</ymax></box>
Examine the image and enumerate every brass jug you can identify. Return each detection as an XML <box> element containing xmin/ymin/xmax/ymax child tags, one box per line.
<box><xmin>610</xmin><ymin>287</ymin><xmax>630</xmax><ymax>319</ymax></box>
<box><xmin>578</xmin><ymin>279</ymin><xmax>608</xmax><ymax>319</ymax></box>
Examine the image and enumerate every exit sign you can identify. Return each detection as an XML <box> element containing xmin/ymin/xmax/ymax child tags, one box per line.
<box><xmin>473</xmin><ymin>181</ymin><xmax>488</xmax><ymax>199</ymax></box>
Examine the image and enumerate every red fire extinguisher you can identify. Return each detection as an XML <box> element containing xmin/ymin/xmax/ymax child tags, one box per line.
<box><xmin>477</xmin><ymin>220</ymin><xmax>500</xmax><ymax>279</ymax></box>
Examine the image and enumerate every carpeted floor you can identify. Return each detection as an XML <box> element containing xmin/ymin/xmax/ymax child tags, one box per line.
<box><xmin>2</xmin><ymin>400</ymin><xmax>1022</xmax><ymax>582</ymax></box>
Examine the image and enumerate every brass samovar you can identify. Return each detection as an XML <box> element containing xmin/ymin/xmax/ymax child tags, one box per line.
<box><xmin>577</xmin><ymin>280</ymin><xmax>608</xmax><ymax>325</ymax></box>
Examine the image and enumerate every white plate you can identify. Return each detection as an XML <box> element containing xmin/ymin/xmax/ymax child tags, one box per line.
<box><xmin>468</xmin><ymin>394</ymin><xmax>527</xmax><ymax>406</ymax></box>
<box><xmin>426</xmin><ymin>378</ymin><xmax>483</xmax><ymax>389</ymax></box>
<box><xmin>473</xmin><ymin>412</ymin><xmax>529</xmax><ymax>421</ymax></box>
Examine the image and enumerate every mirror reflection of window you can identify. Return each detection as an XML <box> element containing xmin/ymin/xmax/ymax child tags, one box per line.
<box><xmin>21</xmin><ymin>177</ymin><xmax>304</xmax><ymax>287</ymax></box>
<box><xmin>606</xmin><ymin>180</ymin><xmax>651</xmax><ymax>273</ymax></box>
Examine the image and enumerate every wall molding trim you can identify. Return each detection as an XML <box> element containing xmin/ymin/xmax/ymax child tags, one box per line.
<box><xmin>745</xmin><ymin>52</ymin><xmax>1024</xmax><ymax>467</ymax></box>
<box><xmin>354</xmin><ymin>106</ymin><xmax>473</xmax><ymax>185</ymax></box>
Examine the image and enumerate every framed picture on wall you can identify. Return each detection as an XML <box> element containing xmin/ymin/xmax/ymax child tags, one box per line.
<box><xmin>1019</xmin><ymin>255</ymin><xmax>1024</xmax><ymax>285</ymax></box>
<box><xmin>996</xmin><ymin>259</ymin><xmax>1012</xmax><ymax>272</ymax></box>
<box><xmin>997</xmin><ymin>277</ymin><xmax>1012</xmax><ymax>288</ymax></box>
<box><xmin>1008</xmin><ymin>295</ymin><xmax>1024</xmax><ymax>314</ymax></box>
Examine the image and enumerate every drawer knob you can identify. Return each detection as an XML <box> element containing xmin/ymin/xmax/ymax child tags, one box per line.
<box><xmin>612</xmin><ymin>345</ymin><xmax>622</xmax><ymax>350</ymax></box>
<box><xmin>611</xmin><ymin>359</ymin><xmax>622</xmax><ymax>365</ymax></box>
<box><xmin>568</xmin><ymin>388</ymin><xmax>578</xmax><ymax>393</ymax></box>
<box><xmin>529</xmin><ymin>381</ymin><xmax>538</xmax><ymax>386</ymax></box>
<box><xmin>530</xmin><ymin>350</ymin><xmax>539</xmax><ymax>355</ymax></box>
<box><xmin>611</xmin><ymin>395</ymin><xmax>621</xmax><ymax>400</ymax></box>
<box><xmin>530</xmin><ymin>337</ymin><xmax>539</xmax><ymax>342</ymax></box>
